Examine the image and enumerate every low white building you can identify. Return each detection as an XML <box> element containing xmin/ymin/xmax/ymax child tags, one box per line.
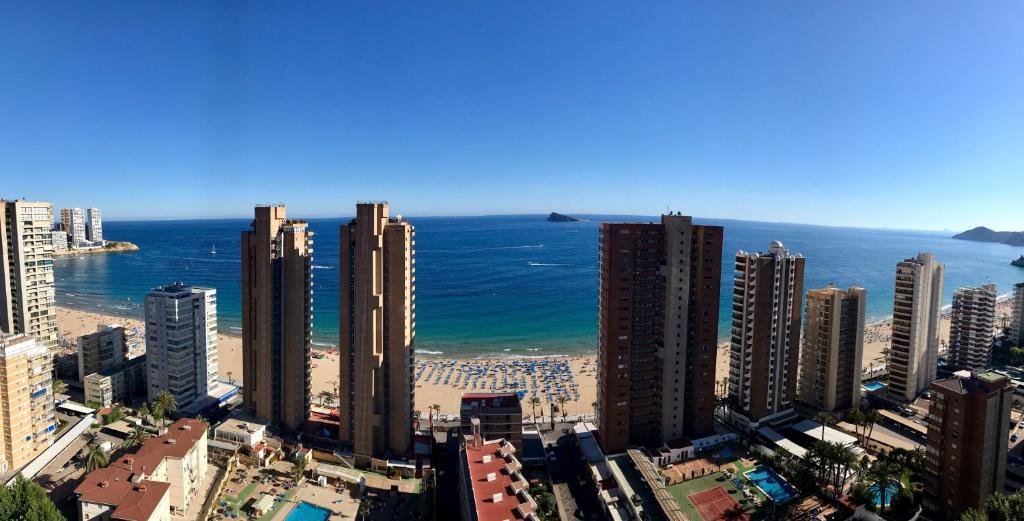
<box><xmin>213</xmin><ymin>417</ymin><xmax>267</xmax><ymax>449</ymax></box>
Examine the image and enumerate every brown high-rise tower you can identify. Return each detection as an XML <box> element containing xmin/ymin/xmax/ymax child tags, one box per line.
<box><xmin>241</xmin><ymin>206</ymin><xmax>313</xmax><ymax>430</ymax></box>
<box><xmin>338</xmin><ymin>203</ymin><xmax>415</xmax><ymax>462</ymax></box>
<box><xmin>924</xmin><ymin>372</ymin><xmax>1011</xmax><ymax>520</ymax></box>
<box><xmin>596</xmin><ymin>214</ymin><xmax>723</xmax><ymax>454</ymax></box>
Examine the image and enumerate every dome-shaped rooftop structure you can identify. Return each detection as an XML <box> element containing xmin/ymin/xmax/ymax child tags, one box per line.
<box><xmin>769</xmin><ymin>240</ymin><xmax>784</xmax><ymax>249</ymax></box>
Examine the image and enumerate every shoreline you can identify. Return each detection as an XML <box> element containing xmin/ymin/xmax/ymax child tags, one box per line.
<box><xmin>55</xmin><ymin>296</ymin><xmax>1014</xmax><ymax>416</ymax></box>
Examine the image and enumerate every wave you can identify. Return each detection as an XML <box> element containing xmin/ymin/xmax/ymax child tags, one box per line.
<box><xmin>415</xmin><ymin>349</ymin><xmax>444</xmax><ymax>355</ymax></box>
<box><xmin>311</xmin><ymin>341</ymin><xmax>336</xmax><ymax>347</ymax></box>
<box><xmin>418</xmin><ymin>244</ymin><xmax>543</xmax><ymax>253</ymax></box>
<box><xmin>526</xmin><ymin>262</ymin><xmax>573</xmax><ymax>267</ymax></box>
<box><xmin>312</xmin><ymin>265</ymin><xmax>335</xmax><ymax>270</ymax></box>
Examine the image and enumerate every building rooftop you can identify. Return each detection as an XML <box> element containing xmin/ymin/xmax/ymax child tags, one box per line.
<box><xmin>463</xmin><ymin>438</ymin><xmax>538</xmax><ymax>521</ymax></box>
<box><xmin>75</xmin><ymin>465</ymin><xmax>170</xmax><ymax>521</ymax></box>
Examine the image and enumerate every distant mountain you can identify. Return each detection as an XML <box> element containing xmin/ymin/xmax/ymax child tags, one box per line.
<box><xmin>547</xmin><ymin>212</ymin><xmax>583</xmax><ymax>222</ymax></box>
<box><xmin>952</xmin><ymin>226</ymin><xmax>1024</xmax><ymax>246</ymax></box>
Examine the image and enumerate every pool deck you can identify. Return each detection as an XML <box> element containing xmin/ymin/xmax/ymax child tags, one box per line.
<box><xmin>271</xmin><ymin>484</ymin><xmax>359</xmax><ymax>520</ymax></box>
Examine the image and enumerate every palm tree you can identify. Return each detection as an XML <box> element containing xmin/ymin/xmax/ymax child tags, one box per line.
<box><xmin>125</xmin><ymin>426</ymin><xmax>150</xmax><ymax>448</ymax></box>
<box><xmin>318</xmin><ymin>390</ymin><xmax>331</xmax><ymax>407</ymax></box>
<box><xmin>555</xmin><ymin>395</ymin><xmax>569</xmax><ymax>423</ymax></box>
<box><xmin>137</xmin><ymin>402</ymin><xmax>151</xmax><ymax>425</ymax></box>
<box><xmin>847</xmin><ymin>409</ymin><xmax>865</xmax><ymax>443</ymax></box>
<box><xmin>528</xmin><ymin>396</ymin><xmax>541</xmax><ymax>429</ymax></box>
<box><xmin>226</xmin><ymin>370</ymin><xmax>233</xmax><ymax>385</ymax></box>
<box><xmin>864</xmin><ymin>409</ymin><xmax>880</xmax><ymax>445</ymax></box>
<box><xmin>815</xmin><ymin>411</ymin><xmax>832</xmax><ymax>442</ymax></box>
<box><xmin>153</xmin><ymin>391</ymin><xmax>177</xmax><ymax>428</ymax></box>
<box><xmin>85</xmin><ymin>444</ymin><xmax>110</xmax><ymax>472</ymax></box>
<box><xmin>429</xmin><ymin>403</ymin><xmax>441</xmax><ymax>429</ymax></box>
<box><xmin>867</xmin><ymin>460</ymin><xmax>899</xmax><ymax>513</ymax></box>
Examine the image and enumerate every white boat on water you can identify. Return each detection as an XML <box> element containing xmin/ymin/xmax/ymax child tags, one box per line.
<box><xmin>211</xmin><ymin>244</ymin><xmax>217</xmax><ymax>255</ymax></box>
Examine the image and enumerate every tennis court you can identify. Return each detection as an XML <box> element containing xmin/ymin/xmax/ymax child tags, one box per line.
<box><xmin>689</xmin><ymin>486</ymin><xmax>748</xmax><ymax>521</ymax></box>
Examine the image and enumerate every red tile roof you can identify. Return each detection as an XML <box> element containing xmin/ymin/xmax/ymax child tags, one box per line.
<box><xmin>75</xmin><ymin>419</ymin><xmax>206</xmax><ymax>520</ymax></box>
<box><xmin>75</xmin><ymin>466</ymin><xmax>170</xmax><ymax>521</ymax></box>
<box><xmin>463</xmin><ymin>439</ymin><xmax>536</xmax><ymax>521</ymax></box>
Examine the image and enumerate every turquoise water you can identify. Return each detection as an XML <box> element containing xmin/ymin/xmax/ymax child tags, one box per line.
<box><xmin>869</xmin><ymin>480</ymin><xmax>901</xmax><ymax>507</ymax></box>
<box><xmin>863</xmin><ymin>382</ymin><xmax>887</xmax><ymax>391</ymax></box>
<box><xmin>745</xmin><ymin>466</ymin><xmax>797</xmax><ymax>504</ymax></box>
<box><xmin>284</xmin><ymin>502</ymin><xmax>331</xmax><ymax>521</ymax></box>
<box><xmin>53</xmin><ymin>214</ymin><xmax>1024</xmax><ymax>357</ymax></box>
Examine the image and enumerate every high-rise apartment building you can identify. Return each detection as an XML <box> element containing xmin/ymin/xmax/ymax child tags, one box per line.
<box><xmin>78</xmin><ymin>324</ymin><xmax>128</xmax><ymax>382</ymax></box>
<box><xmin>887</xmin><ymin>253</ymin><xmax>944</xmax><ymax>402</ymax></box>
<box><xmin>1009</xmin><ymin>283</ymin><xmax>1024</xmax><ymax>347</ymax></box>
<box><xmin>145</xmin><ymin>283</ymin><xmax>218</xmax><ymax>408</ymax></box>
<box><xmin>728</xmin><ymin>241</ymin><xmax>805</xmax><ymax>431</ymax></box>
<box><xmin>596</xmin><ymin>214</ymin><xmax>723</xmax><ymax>453</ymax></box>
<box><xmin>60</xmin><ymin>207</ymin><xmax>87</xmax><ymax>246</ymax></box>
<box><xmin>51</xmin><ymin>223</ymin><xmax>68</xmax><ymax>253</ymax></box>
<box><xmin>797</xmin><ymin>286</ymin><xmax>866</xmax><ymax>414</ymax></box>
<box><xmin>338</xmin><ymin>203</ymin><xmax>415</xmax><ymax>462</ymax></box>
<box><xmin>923</xmin><ymin>372</ymin><xmax>1011</xmax><ymax>520</ymax></box>
<box><xmin>948</xmin><ymin>283</ymin><xmax>997</xmax><ymax>371</ymax></box>
<box><xmin>0</xmin><ymin>200</ymin><xmax>59</xmax><ymax>352</ymax></box>
<box><xmin>0</xmin><ymin>333</ymin><xmax>55</xmax><ymax>474</ymax></box>
<box><xmin>86</xmin><ymin>207</ymin><xmax>103</xmax><ymax>243</ymax></box>
<box><xmin>241</xmin><ymin>206</ymin><xmax>313</xmax><ymax>430</ymax></box>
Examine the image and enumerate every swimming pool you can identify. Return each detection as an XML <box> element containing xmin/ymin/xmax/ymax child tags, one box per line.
<box><xmin>863</xmin><ymin>381</ymin><xmax>887</xmax><ymax>392</ymax></box>
<box><xmin>284</xmin><ymin>502</ymin><xmax>331</xmax><ymax>521</ymax></box>
<box><xmin>744</xmin><ymin>466</ymin><xmax>797</xmax><ymax>504</ymax></box>
<box><xmin>869</xmin><ymin>480</ymin><xmax>901</xmax><ymax>507</ymax></box>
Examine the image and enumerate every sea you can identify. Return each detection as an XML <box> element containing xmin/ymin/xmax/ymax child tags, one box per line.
<box><xmin>54</xmin><ymin>215</ymin><xmax>1024</xmax><ymax>358</ymax></box>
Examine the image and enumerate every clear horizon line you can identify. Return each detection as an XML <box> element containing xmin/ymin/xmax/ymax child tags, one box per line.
<box><xmin>99</xmin><ymin>212</ymin><xmax>963</xmax><ymax>235</ymax></box>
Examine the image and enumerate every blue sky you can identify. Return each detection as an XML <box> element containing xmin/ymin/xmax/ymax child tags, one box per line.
<box><xmin>1</xmin><ymin>2</ymin><xmax>1021</xmax><ymax>230</ymax></box>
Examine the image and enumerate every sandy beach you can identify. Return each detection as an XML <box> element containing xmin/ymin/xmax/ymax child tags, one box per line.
<box><xmin>57</xmin><ymin>297</ymin><xmax>1014</xmax><ymax>416</ymax></box>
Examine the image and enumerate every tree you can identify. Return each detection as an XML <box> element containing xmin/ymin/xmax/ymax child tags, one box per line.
<box><xmin>528</xmin><ymin>396</ymin><xmax>541</xmax><ymax>429</ymax></box>
<box><xmin>429</xmin><ymin>403</ymin><xmax>441</xmax><ymax>429</ymax></box>
<box><xmin>863</xmin><ymin>409</ymin><xmax>880</xmax><ymax>445</ymax></box>
<box><xmin>153</xmin><ymin>390</ymin><xmax>177</xmax><ymax>428</ymax></box>
<box><xmin>0</xmin><ymin>476</ymin><xmax>64</xmax><ymax>520</ymax></box>
<box><xmin>555</xmin><ymin>395</ymin><xmax>569</xmax><ymax>423</ymax></box>
<box><xmin>867</xmin><ymin>460</ymin><xmax>899</xmax><ymax>514</ymax></box>
<box><xmin>85</xmin><ymin>444</ymin><xmax>110</xmax><ymax>472</ymax></box>
<box><xmin>958</xmin><ymin>489</ymin><xmax>1024</xmax><ymax>521</ymax></box>
<box><xmin>292</xmin><ymin>455</ymin><xmax>307</xmax><ymax>482</ymax></box>
<box><xmin>125</xmin><ymin>426</ymin><xmax>150</xmax><ymax>448</ymax></box>
<box><xmin>226</xmin><ymin>370</ymin><xmax>233</xmax><ymax>385</ymax></box>
<box><xmin>52</xmin><ymin>379</ymin><xmax>68</xmax><ymax>396</ymax></box>
<box><xmin>847</xmin><ymin>409</ymin><xmax>865</xmax><ymax>443</ymax></box>
<box><xmin>850</xmin><ymin>482</ymin><xmax>874</xmax><ymax>507</ymax></box>
<box><xmin>138</xmin><ymin>402</ymin><xmax>151</xmax><ymax>425</ymax></box>
<box><xmin>815</xmin><ymin>411</ymin><xmax>832</xmax><ymax>442</ymax></box>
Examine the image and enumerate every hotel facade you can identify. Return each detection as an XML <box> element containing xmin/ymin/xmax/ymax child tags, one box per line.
<box><xmin>948</xmin><ymin>283</ymin><xmax>997</xmax><ymax>371</ymax></box>
<box><xmin>797</xmin><ymin>286</ymin><xmax>866</xmax><ymax>414</ymax></box>
<box><xmin>887</xmin><ymin>253</ymin><xmax>944</xmax><ymax>402</ymax></box>
<box><xmin>728</xmin><ymin>241</ymin><xmax>805</xmax><ymax>431</ymax></box>
<box><xmin>596</xmin><ymin>214</ymin><xmax>724</xmax><ymax>453</ymax></box>
<box><xmin>0</xmin><ymin>200</ymin><xmax>59</xmax><ymax>352</ymax></box>
<box><xmin>145</xmin><ymin>284</ymin><xmax>218</xmax><ymax>408</ymax></box>
<box><xmin>338</xmin><ymin>203</ymin><xmax>416</xmax><ymax>462</ymax></box>
<box><xmin>241</xmin><ymin>206</ymin><xmax>314</xmax><ymax>430</ymax></box>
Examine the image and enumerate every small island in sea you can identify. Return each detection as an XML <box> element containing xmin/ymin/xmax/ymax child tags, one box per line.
<box><xmin>53</xmin><ymin>240</ymin><xmax>139</xmax><ymax>257</ymax></box>
<box><xmin>952</xmin><ymin>226</ymin><xmax>1024</xmax><ymax>246</ymax></box>
<box><xmin>547</xmin><ymin>212</ymin><xmax>584</xmax><ymax>222</ymax></box>
<box><xmin>1013</xmin><ymin>255</ymin><xmax>1024</xmax><ymax>268</ymax></box>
